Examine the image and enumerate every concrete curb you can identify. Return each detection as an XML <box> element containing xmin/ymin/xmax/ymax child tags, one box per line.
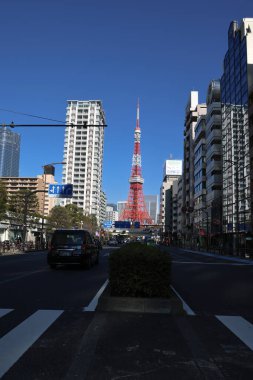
<box><xmin>96</xmin><ymin>284</ymin><xmax>185</xmax><ymax>315</ymax></box>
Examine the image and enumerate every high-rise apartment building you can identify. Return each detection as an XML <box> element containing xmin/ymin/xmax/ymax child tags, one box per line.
<box><xmin>221</xmin><ymin>19</ymin><xmax>253</xmax><ymax>251</ymax></box>
<box><xmin>176</xmin><ymin>176</ymin><xmax>183</xmax><ymax>239</ymax></box>
<box><xmin>62</xmin><ymin>100</ymin><xmax>106</xmax><ymax>224</ymax></box>
<box><xmin>182</xmin><ymin>92</ymin><xmax>206</xmax><ymax>244</ymax></box>
<box><xmin>205</xmin><ymin>80</ymin><xmax>222</xmax><ymax>241</ymax></box>
<box><xmin>100</xmin><ymin>191</ymin><xmax>107</xmax><ymax>224</ymax></box>
<box><xmin>193</xmin><ymin>115</ymin><xmax>207</xmax><ymax>239</ymax></box>
<box><xmin>0</xmin><ymin>127</ymin><xmax>20</xmax><ymax>177</ymax></box>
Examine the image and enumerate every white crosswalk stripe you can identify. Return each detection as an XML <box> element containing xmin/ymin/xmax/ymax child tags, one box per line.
<box><xmin>0</xmin><ymin>309</ymin><xmax>63</xmax><ymax>378</ymax></box>
<box><xmin>1</xmin><ymin>308</ymin><xmax>253</xmax><ymax>378</ymax></box>
<box><xmin>216</xmin><ymin>315</ymin><xmax>253</xmax><ymax>351</ymax></box>
<box><xmin>0</xmin><ymin>309</ymin><xmax>13</xmax><ymax>318</ymax></box>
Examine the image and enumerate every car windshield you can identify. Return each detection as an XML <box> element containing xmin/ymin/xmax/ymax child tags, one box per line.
<box><xmin>52</xmin><ymin>231</ymin><xmax>85</xmax><ymax>245</ymax></box>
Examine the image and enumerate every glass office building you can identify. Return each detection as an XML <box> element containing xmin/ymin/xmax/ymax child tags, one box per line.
<box><xmin>0</xmin><ymin>127</ymin><xmax>20</xmax><ymax>177</ymax></box>
<box><xmin>221</xmin><ymin>19</ymin><xmax>253</xmax><ymax>250</ymax></box>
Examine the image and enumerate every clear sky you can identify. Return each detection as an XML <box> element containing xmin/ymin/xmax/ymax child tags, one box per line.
<box><xmin>0</xmin><ymin>0</ymin><xmax>252</xmax><ymax>204</ymax></box>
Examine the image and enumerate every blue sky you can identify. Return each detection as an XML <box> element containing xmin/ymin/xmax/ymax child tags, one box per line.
<box><xmin>0</xmin><ymin>0</ymin><xmax>252</xmax><ymax>204</ymax></box>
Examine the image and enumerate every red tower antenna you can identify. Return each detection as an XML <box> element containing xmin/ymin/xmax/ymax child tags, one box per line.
<box><xmin>120</xmin><ymin>100</ymin><xmax>153</xmax><ymax>224</ymax></box>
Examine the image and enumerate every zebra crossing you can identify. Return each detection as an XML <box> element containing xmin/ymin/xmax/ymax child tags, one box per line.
<box><xmin>0</xmin><ymin>308</ymin><xmax>63</xmax><ymax>378</ymax></box>
<box><xmin>0</xmin><ymin>308</ymin><xmax>253</xmax><ymax>379</ymax></box>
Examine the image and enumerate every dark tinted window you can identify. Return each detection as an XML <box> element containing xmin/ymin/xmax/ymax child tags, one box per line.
<box><xmin>52</xmin><ymin>230</ymin><xmax>85</xmax><ymax>245</ymax></box>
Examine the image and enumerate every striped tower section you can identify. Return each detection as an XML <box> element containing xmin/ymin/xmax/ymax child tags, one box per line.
<box><xmin>120</xmin><ymin>100</ymin><xmax>152</xmax><ymax>225</ymax></box>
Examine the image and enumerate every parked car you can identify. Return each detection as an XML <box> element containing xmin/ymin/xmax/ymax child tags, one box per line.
<box><xmin>47</xmin><ymin>229</ymin><xmax>99</xmax><ymax>269</ymax></box>
<box><xmin>107</xmin><ymin>239</ymin><xmax>118</xmax><ymax>246</ymax></box>
<box><xmin>146</xmin><ymin>238</ymin><xmax>157</xmax><ymax>247</ymax></box>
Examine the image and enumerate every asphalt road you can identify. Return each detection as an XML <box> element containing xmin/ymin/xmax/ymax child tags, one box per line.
<box><xmin>0</xmin><ymin>248</ymin><xmax>109</xmax><ymax>312</ymax></box>
<box><xmin>0</xmin><ymin>246</ymin><xmax>253</xmax><ymax>379</ymax></box>
<box><xmin>170</xmin><ymin>247</ymin><xmax>253</xmax><ymax>319</ymax></box>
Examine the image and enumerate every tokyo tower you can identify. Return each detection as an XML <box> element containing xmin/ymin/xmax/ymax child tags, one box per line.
<box><xmin>120</xmin><ymin>100</ymin><xmax>152</xmax><ymax>225</ymax></box>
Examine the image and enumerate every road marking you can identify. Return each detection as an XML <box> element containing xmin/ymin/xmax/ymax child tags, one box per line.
<box><xmin>182</xmin><ymin>249</ymin><xmax>252</xmax><ymax>264</ymax></box>
<box><xmin>83</xmin><ymin>279</ymin><xmax>109</xmax><ymax>312</ymax></box>
<box><xmin>0</xmin><ymin>309</ymin><xmax>63</xmax><ymax>378</ymax></box>
<box><xmin>0</xmin><ymin>309</ymin><xmax>13</xmax><ymax>318</ymax></box>
<box><xmin>170</xmin><ymin>285</ymin><xmax>196</xmax><ymax>316</ymax></box>
<box><xmin>0</xmin><ymin>268</ymin><xmax>48</xmax><ymax>285</ymax></box>
<box><xmin>216</xmin><ymin>315</ymin><xmax>253</xmax><ymax>351</ymax></box>
<box><xmin>172</xmin><ymin>261</ymin><xmax>251</xmax><ymax>266</ymax></box>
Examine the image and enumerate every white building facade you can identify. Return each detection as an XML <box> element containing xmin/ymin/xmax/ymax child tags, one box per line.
<box><xmin>62</xmin><ymin>100</ymin><xmax>106</xmax><ymax>224</ymax></box>
<box><xmin>106</xmin><ymin>206</ymin><xmax>119</xmax><ymax>223</ymax></box>
<box><xmin>160</xmin><ymin>160</ymin><xmax>182</xmax><ymax>229</ymax></box>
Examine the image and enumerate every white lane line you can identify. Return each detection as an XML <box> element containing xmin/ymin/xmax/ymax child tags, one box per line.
<box><xmin>182</xmin><ymin>249</ymin><xmax>252</xmax><ymax>264</ymax></box>
<box><xmin>0</xmin><ymin>268</ymin><xmax>48</xmax><ymax>285</ymax></box>
<box><xmin>170</xmin><ymin>285</ymin><xmax>196</xmax><ymax>316</ymax></box>
<box><xmin>0</xmin><ymin>309</ymin><xmax>13</xmax><ymax>318</ymax></box>
<box><xmin>83</xmin><ymin>279</ymin><xmax>109</xmax><ymax>312</ymax></box>
<box><xmin>0</xmin><ymin>309</ymin><xmax>63</xmax><ymax>378</ymax></box>
<box><xmin>216</xmin><ymin>315</ymin><xmax>253</xmax><ymax>351</ymax></box>
<box><xmin>172</xmin><ymin>261</ymin><xmax>251</xmax><ymax>266</ymax></box>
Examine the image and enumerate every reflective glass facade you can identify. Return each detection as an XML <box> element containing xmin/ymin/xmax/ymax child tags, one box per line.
<box><xmin>221</xmin><ymin>20</ymin><xmax>253</xmax><ymax>239</ymax></box>
<box><xmin>0</xmin><ymin>127</ymin><xmax>20</xmax><ymax>177</ymax></box>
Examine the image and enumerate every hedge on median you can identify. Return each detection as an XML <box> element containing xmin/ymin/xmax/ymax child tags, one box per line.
<box><xmin>109</xmin><ymin>242</ymin><xmax>171</xmax><ymax>298</ymax></box>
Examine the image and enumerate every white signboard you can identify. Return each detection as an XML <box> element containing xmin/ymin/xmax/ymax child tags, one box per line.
<box><xmin>164</xmin><ymin>160</ymin><xmax>182</xmax><ymax>177</ymax></box>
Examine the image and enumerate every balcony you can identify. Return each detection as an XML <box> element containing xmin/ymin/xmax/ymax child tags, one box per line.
<box><xmin>206</xmin><ymin>173</ymin><xmax>222</xmax><ymax>188</ymax></box>
<box><xmin>206</xmin><ymin>159</ymin><xmax>222</xmax><ymax>174</ymax></box>
<box><xmin>206</xmin><ymin>129</ymin><xmax>222</xmax><ymax>145</ymax></box>
<box><xmin>206</xmin><ymin>114</ymin><xmax>221</xmax><ymax>128</ymax></box>
<box><xmin>194</xmin><ymin>125</ymin><xmax>205</xmax><ymax>145</ymax></box>
<box><xmin>208</xmin><ymin>144</ymin><xmax>222</xmax><ymax>158</ymax></box>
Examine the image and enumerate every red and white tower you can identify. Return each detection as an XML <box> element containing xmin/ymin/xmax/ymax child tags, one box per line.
<box><xmin>120</xmin><ymin>101</ymin><xmax>152</xmax><ymax>224</ymax></box>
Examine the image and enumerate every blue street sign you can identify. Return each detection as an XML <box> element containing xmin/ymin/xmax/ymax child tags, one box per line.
<box><xmin>103</xmin><ymin>220</ymin><xmax>113</xmax><ymax>228</ymax></box>
<box><xmin>48</xmin><ymin>183</ymin><xmax>73</xmax><ymax>198</ymax></box>
<box><xmin>114</xmin><ymin>221</ymin><xmax>131</xmax><ymax>229</ymax></box>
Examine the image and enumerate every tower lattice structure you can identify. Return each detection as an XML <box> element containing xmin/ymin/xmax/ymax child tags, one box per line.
<box><xmin>120</xmin><ymin>101</ymin><xmax>152</xmax><ymax>224</ymax></box>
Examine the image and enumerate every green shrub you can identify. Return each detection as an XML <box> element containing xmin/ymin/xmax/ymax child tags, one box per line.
<box><xmin>109</xmin><ymin>242</ymin><xmax>171</xmax><ymax>298</ymax></box>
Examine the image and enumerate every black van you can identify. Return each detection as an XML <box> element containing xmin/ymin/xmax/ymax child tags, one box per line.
<box><xmin>47</xmin><ymin>229</ymin><xmax>99</xmax><ymax>269</ymax></box>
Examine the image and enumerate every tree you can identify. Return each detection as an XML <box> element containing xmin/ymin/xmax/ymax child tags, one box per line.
<box><xmin>8</xmin><ymin>189</ymin><xmax>40</xmax><ymax>225</ymax></box>
<box><xmin>0</xmin><ymin>181</ymin><xmax>8</xmax><ymax>220</ymax></box>
<box><xmin>46</xmin><ymin>204</ymin><xmax>98</xmax><ymax>233</ymax></box>
<box><xmin>46</xmin><ymin>206</ymin><xmax>70</xmax><ymax>230</ymax></box>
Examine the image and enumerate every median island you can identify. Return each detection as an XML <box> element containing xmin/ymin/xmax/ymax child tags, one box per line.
<box><xmin>97</xmin><ymin>242</ymin><xmax>184</xmax><ymax>314</ymax></box>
